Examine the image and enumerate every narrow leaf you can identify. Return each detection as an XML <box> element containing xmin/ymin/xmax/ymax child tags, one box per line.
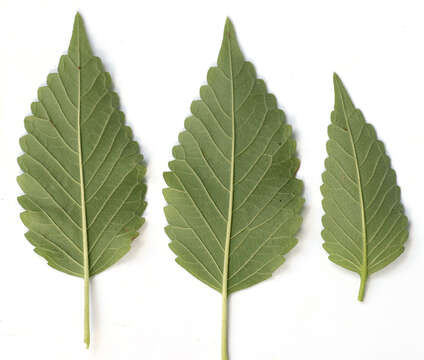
<box><xmin>321</xmin><ymin>73</ymin><xmax>408</xmax><ymax>301</ymax></box>
<box><xmin>17</xmin><ymin>13</ymin><xmax>147</xmax><ymax>347</ymax></box>
<box><xmin>163</xmin><ymin>19</ymin><xmax>303</xmax><ymax>359</ymax></box>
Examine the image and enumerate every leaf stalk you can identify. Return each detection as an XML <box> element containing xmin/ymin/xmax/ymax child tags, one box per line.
<box><xmin>84</xmin><ymin>276</ymin><xmax>90</xmax><ymax>347</ymax></box>
<box><xmin>221</xmin><ymin>291</ymin><xmax>229</xmax><ymax>360</ymax></box>
<box><xmin>358</xmin><ymin>272</ymin><xmax>367</xmax><ymax>302</ymax></box>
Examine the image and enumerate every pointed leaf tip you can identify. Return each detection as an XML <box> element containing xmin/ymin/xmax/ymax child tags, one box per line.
<box><xmin>69</xmin><ymin>12</ymin><xmax>92</xmax><ymax>66</ymax></box>
<box><xmin>224</xmin><ymin>17</ymin><xmax>235</xmax><ymax>38</ymax></box>
<box><xmin>73</xmin><ymin>12</ymin><xmax>83</xmax><ymax>30</ymax></box>
<box><xmin>332</xmin><ymin>73</ymin><xmax>355</xmax><ymax>111</ymax></box>
<box><xmin>73</xmin><ymin>12</ymin><xmax>87</xmax><ymax>33</ymax></box>
<box><xmin>218</xmin><ymin>17</ymin><xmax>244</xmax><ymax>73</ymax></box>
<box><xmin>333</xmin><ymin>72</ymin><xmax>342</xmax><ymax>88</ymax></box>
<box><xmin>225</xmin><ymin>17</ymin><xmax>233</xmax><ymax>28</ymax></box>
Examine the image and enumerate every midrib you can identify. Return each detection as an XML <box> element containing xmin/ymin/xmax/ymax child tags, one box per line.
<box><xmin>221</xmin><ymin>32</ymin><xmax>236</xmax><ymax>360</ymax></box>
<box><xmin>75</xmin><ymin>23</ymin><xmax>90</xmax><ymax>346</ymax></box>
<box><xmin>339</xmin><ymin>91</ymin><xmax>368</xmax><ymax>292</ymax></box>
<box><xmin>222</xmin><ymin>35</ymin><xmax>235</xmax><ymax>304</ymax></box>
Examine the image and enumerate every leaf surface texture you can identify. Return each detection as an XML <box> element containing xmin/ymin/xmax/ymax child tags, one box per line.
<box><xmin>321</xmin><ymin>74</ymin><xmax>408</xmax><ymax>300</ymax></box>
<box><xmin>18</xmin><ymin>14</ymin><xmax>147</xmax><ymax>278</ymax></box>
<box><xmin>163</xmin><ymin>19</ymin><xmax>303</xmax><ymax>294</ymax></box>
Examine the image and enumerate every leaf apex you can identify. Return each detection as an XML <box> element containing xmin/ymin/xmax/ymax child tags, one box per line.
<box><xmin>72</xmin><ymin>12</ymin><xmax>84</xmax><ymax>34</ymax></box>
<box><xmin>332</xmin><ymin>72</ymin><xmax>343</xmax><ymax>90</ymax></box>
<box><xmin>225</xmin><ymin>17</ymin><xmax>233</xmax><ymax>28</ymax></box>
<box><xmin>224</xmin><ymin>17</ymin><xmax>235</xmax><ymax>38</ymax></box>
<box><xmin>332</xmin><ymin>72</ymin><xmax>355</xmax><ymax>114</ymax></box>
<box><xmin>74</xmin><ymin>11</ymin><xmax>82</xmax><ymax>22</ymax></box>
<box><xmin>69</xmin><ymin>11</ymin><xmax>92</xmax><ymax>65</ymax></box>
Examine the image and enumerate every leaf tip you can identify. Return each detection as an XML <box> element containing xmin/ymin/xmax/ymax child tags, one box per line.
<box><xmin>73</xmin><ymin>12</ymin><xmax>83</xmax><ymax>29</ymax></box>
<box><xmin>332</xmin><ymin>73</ymin><xmax>350</xmax><ymax>98</ymax></box>
<box><xmin>224</xmin><ymin>17</ymin><xmax>235</xmax><ymax>37</ymax></box>
<box><xmin>332</xmin><ymin>72</ymin><xmax>355</xmax><ymax>112</ymax></box>
<box><xmin>69</xmin><ymin>11</ymin><xmax>92</xmax><ymax>65</ymax></box>
<box><xmin>333</xmin><ymin>72</ymin><xmax>342</xmax><ymax>88</ymax></box>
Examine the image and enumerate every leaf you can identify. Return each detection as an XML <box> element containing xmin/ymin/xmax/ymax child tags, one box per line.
<box><xmin>321</xmin><ymin>73</ymin><xmax>408</xmax><ymax>301</ymax></box>
<box><xmin>163</xmin><ymin>19</ymin><xmax>303</xmax><ymax>359</ymax></box>
<box><xmin>17</xmin><ymin>13</ymin><xmax>146</xmax><ymax>347</ymax></box>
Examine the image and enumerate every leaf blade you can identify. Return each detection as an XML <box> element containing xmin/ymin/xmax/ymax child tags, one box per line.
<box><xmin>321</xmin><ymin>73</ymin><xmax>408</xmax><ymax>300</ymax></box>
<box><xmin>18</xmin><ymin>13</ymin><xmax>147</xmax><ymax>345</ymax></box>
<box><xmin>163</xmin><ymin>18</ymin><xmax>303</xmax><ymax>358</ymax></box>
<box><xmin>164</xmin><ymin>19</ymin><xmax>303</xmax><ymax>293</ymax></box>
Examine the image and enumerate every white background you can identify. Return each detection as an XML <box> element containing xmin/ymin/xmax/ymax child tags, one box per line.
<box><xmin>0</xmin><ymin>0</ymin><xmax>423</xmax><ymax>359</ymax></box>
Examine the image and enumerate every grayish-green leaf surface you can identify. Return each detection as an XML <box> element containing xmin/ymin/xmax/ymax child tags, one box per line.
<box><xmin>17</xmin><ymin>13</ymin><xmax>146</xmax><ymax>346</ymax></box>
<box><xmin>163</xmin><ymin>19</ymin><xmax>303</xmax><ymax>293</ymax></box>
<box><xmin>321</xmin><ymin>74</ymin><xmax>408</xmax><ymax>301</ymax></box>
<box><xmin>163</xmin><ymin>18</ymin><xmax>303</xmax><ymax>360</ymax></box>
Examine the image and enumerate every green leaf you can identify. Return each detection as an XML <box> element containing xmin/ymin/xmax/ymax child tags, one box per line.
<box><xmin>163</xmin><ymin>19</ymin><xmax>303</xmax><ymax>360</ymax></box>
<box><xmin>17</xmin><ymin>13</ymin><xmax>146</xmax><ymax>347</ymax></box>
<box><xmin>321</xmin><ymin>73</ymin><xmax>408</xmax><ymax>301</ymax></box>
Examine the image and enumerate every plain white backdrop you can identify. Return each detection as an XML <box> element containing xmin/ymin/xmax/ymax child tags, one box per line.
<box><xmin>0</xmin><ymin>0</ymin><xmax>423</xmax><ymax>359</ymax></box>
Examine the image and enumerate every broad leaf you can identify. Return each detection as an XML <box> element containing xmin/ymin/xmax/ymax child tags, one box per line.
<box><xmin>163</xmin><ymin>19</ymin><xmax>303</xmax><ymax>359</ymax></box>
<box><xmin>17</xmin><ymin>13</ymin><xmax>146</xmax><ymax>347</ymax></box>
<box><xmin>321</xmin><ymin>74</ymin><xmax>408</xmax><ymax>301</ymax></box>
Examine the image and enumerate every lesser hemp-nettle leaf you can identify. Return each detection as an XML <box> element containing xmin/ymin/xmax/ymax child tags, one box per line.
<box><xmin>321</xmin><ymin>73</ymin><xmax>408</xmax><ymax>301</ymax></box>
<box><xmin>17</xmin><ymin>13</ymin><xmax>146</xmax><ymax>347</ymax></box>
<box><xmin>163</xmin><ymin>19</ymin><xmax>303</xmax><ymax>360</ymax></box>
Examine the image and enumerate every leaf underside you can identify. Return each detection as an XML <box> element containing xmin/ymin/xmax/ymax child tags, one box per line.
<box><xmin>321</xmin><ymin>74</ymin><xmax>408</xmax><ymax>278</ymax></box>
<box><xmin>18</xmin><ymin>14</ymin><xmax>147</xmax><ymax>277</ymax></box>
<box><xmin>163</xmin><ymin>19</ymin><xmax>303</xmax><ymax>294</ymax></box>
